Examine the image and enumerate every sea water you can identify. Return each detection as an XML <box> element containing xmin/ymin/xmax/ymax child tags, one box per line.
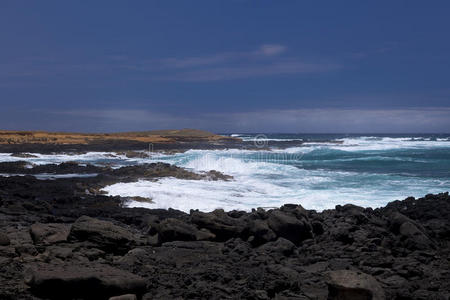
<box><xmin>2</xmin><ymin>134</ymin><xmax>450</xmax><ymax>212</ymax></box>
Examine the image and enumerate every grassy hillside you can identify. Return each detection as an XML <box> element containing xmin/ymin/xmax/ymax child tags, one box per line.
<box><xmin>0</xmin><ymin>129</ymin><xmax>237</xmax><ymax>145</ymax></box>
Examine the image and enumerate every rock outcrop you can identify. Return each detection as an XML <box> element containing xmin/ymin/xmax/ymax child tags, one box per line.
<box><xmin>0</xmin><ymin>173</ymin><xmax>448</xmax><ymax>299</ymax></box>
<box><xmin>68</xmin><ymin>216</ymin><xmax>141</xmax><ymax>254</ymax></box>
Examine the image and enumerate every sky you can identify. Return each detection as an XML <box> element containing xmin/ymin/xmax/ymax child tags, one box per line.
<box><xmin>0</xmin><ymin>1</ymin><xmax>449</xmax><ymax>133</ymax></box>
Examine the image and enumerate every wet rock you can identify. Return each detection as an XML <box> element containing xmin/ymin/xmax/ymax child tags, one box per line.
<box><xmin>25</xmin><ymin>263</ymin><xmax>146</xmax><ymax>300</ymax></box>
<box><xmin>125</xmin><ymin>196</ymin><xmax>153</xmax><ymax>203</ymax></box>
<box><xmin>30</xmin><ymin>223</ymin><xmax>70</xmax><ymax>245</ymax></box>
<box><xmin>0</xmin><ymin>232</ymin><xmax>10</xmax><ymax>246</ymax></box>
<box><xmin>326</xmin><ymin>270</ymin><xmax>385</xmax><ymax>300</ymax></box>
<box><xmin>10</xmin><ymin>153</ymin><xmax>38</xmax><ymax>158</ymax></box>
<box><xmin>68</xmin><ymin>216</ymin><xmax>139</xmax><ymax>254</ymax></box>
<box><xmin>267</xmin><ymin>210</ymin><xmax>312</xmax><ymax>245</ymax></box>
<box><xmin>204</xmin><ymin>170</ymin><xmax>233</xmax><ymax>181</ymax></box>
<box><xmin>110</xmin><ymin>162</ymin><xmax>230</xmax><ymax>182</ymax></box>
<box><xmin>117</xmin><ymin>151</ymin><xmax>150</xmax><ymax>159</ymax></box>
<box><xmin>109</xmin><ymin>294</ymin><xmax>137</xmax><ymax>300</ymax></box>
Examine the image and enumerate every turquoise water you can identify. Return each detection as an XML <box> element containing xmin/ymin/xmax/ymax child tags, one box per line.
<box><xmin>2</xmin><ymin>134</ymin><xmax>449</xmax><ymax>212</ymax></box>
<box><xmin>104</xmin><ymin>134</ymin><xmax>450</xmax><ymax>211</ymax></box>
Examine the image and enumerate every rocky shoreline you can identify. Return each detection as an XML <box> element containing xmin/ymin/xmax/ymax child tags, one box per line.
<box><xmin>0</xmin><ymin>160</ymin><xmax>449</xmax><ymax>299</ymax></box>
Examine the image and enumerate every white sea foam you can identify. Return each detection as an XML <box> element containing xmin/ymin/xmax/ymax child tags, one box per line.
<box><xmin>240</xmin><ymin>137</ymin><xmax>303</xmax><ymax>142</ymax></box>
<box><xmin>333</xmin><ymin>136</ymin><xmax>450</xmax><ymax>151</ymax></box>
<box><xmin>273</xmin><ymin>137</ymin><xmax>450</xmax><ymax>153</ymax></box>
<box><xmin>0</xmin><ymin>151</ymin><xmax>146</xmax><ymax>165</ymax></box>
<box><xmin>103</xmin><ymin>173</ymin><xmax>448</xmax><ymax>212</ymax></box>
<box><xmin>103</xmin><ymin>148</ymin><xmax>450</xmax><ymax>212</ymax></box>
<box><xmin>2</xmin><ymin>135</ymin><xmax>449</xmax><ymax>212</ymax></box>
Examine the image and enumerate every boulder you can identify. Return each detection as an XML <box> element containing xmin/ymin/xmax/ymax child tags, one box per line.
<box><xmin>388</xmin><ymin>212</ymin><xmax>420</xmax><ymax>234</ymax></box>
<box><xmin>157</xmin><ymin>218</ymin><xmax>215</xmax><ymax>242</ymax></box>
<box><xmin>329</xmin><ymin>222</ymin><xmax>354</xmax><ymax>245</ymax></box>
<box><xmin>267</xmin><ymin>210</ymin><xmax>312</xmax><ymax>245</ymax></box>
<box><xmin>338</xmin><ymin>204</ymin><xmax>369</xmax><ymax>224</ymax></box>
<box><xmin>0</xmin><ymin>231</ymin><xmax>10</xmax><ymax>246</ymax></box>
<box><xmin>399</xmin><ymin>221</ymin><xmax>435</xmax><ymax>250</ymax></box>
<box><xmin>30</xmin><ymin>223</ymin><xmax>70</xmax><ymax>245</ymax></box>
<box><xmin>258</xmin><ymin>237</ymin><xmax>296</xmax><ymax>256</ymax></box>
<box><xmin>68</xmin><ymin>216</ymin><xmax>139</xmax><ymax>254</ymax></box>
<box><xmin>191</xmin><ymin>209</ymin><xmax>244</xmax><ymax>241</ymax></box>
<box><xmin>25</xmin><ymin>263</ymin><xmax>146</xmax><ymax>300</ymax></box>
<box><xmin>388</xmin><ymin>212</ymin><xmax>435</xmax><ymax>250</ymax></box>
<box><xmin>247</xmin><ymin>219</ymin><xmax>276</xmax><ymax>246</ymax></box>
<box><xmin>326</xmin><ymin>270</ymin><xmax>385</xmax><ymax>300</ymax></box>
<box><xmin>280</xmin><ymin>203</ymin><xmax>309</xmax><ymax>219</ymax></box>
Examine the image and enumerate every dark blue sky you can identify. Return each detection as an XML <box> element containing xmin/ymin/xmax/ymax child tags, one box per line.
<box><xmin>1</xmin><ymin>1</ymin><xmax>449</xmax><ymax>133</ymax></box>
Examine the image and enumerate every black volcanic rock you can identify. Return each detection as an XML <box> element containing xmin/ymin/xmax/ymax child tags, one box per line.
<box><xmin>258</xmin><ymin>237</ymin><xmax>296</xmax><ymax>256</ymax></box>
<box><xmin>0</xmin><ymin>173</ymin><xmax>448</xmax><ymax>299</ymax></box>
<box><xmin>246</xmin><ymin>218</ymin><xmax>277</xmax><ymax>246</ymax></box>
<box><xmin>190</xmin><ymin>209</ymin><xmax>245</xmax><ymax>241</ymax></box>
<box><xmin>68</xmin><ymin>216</ymin><xmax>141</xmax><ymax>254</ymax></box>
<box><xmin>0</xmin><ymin>232</ymin><xmax>10</xmax><ymax>246</ymax></box>
<box><xmin>267</xmin><ymin>210</ymin><xmax>313</xmax><ymax>245</ymax></box>
<box><xmin>156</xmin><ymin>218</ymin><xmax>215</xmax><ymax>242</ymax></box>
<box><xmin>326</xmin><ymin>270</ymin><xmax>385</xmax><ymax>300</ymax></box>
<box><xmin>25</xmin><ymin>263</ymin><xmax>146</xmax><ymax>300</ymax></box>
<box><xmin>10</xmin><ymin>153</ymin><xmax>38</xmax><ymax>158</ymax></box>
<box><xmin>30</xmin><ymin>223</ymin><xmax>70</xmax><ymax>245</ymax></box>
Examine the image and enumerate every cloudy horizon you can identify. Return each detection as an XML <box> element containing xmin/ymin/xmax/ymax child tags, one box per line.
<box><xmin>1</xmin><ymin>1</ymin><xmax>449</xmax><ymax>133</ymax></box>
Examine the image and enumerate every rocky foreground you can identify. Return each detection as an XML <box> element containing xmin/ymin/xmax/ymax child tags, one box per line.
<box><xmin>0</xmin><ymin>169</ymin><xmax>449</xmax><ymax>299</ymax></box>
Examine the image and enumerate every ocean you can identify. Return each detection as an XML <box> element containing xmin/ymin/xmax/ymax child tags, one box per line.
<box><xmin>1</xmin><ymin>134</ymin><xmax>450</xmax><ymax>212</ymax></box>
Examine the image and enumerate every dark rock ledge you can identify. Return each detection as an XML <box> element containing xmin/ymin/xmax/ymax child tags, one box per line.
<box><xmin>0</xmin><ymin>173</ymin><xmax>449</xmax><ymax>299</ymax></box>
